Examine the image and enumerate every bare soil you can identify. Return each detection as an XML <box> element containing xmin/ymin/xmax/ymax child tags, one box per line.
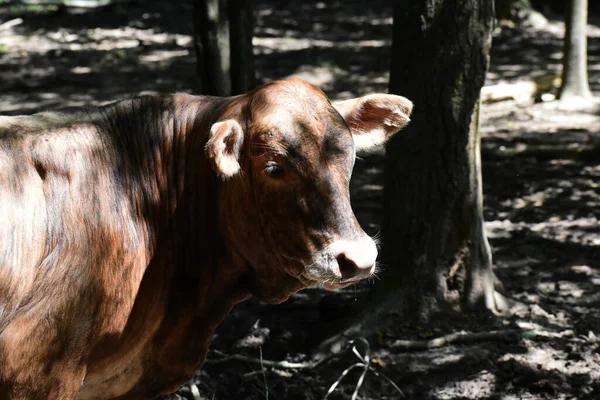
<box><xmin>1</xmin><ymin>1</ymin><xmax>600</xmax><ymax>399</ymax></box>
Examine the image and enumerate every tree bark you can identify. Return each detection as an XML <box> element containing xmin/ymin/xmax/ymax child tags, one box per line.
<box><xmin>193</xmin><ymin>0</ymin><xmax>232</xmax><ymax>96</ymax></box>
<box><xmin>193</xmin><ymin>0</ymin><xmax>255</xmax><ymax>96</ymax></box>
<box><xmin>382</xmin><ymin>0</ymin><xmax>507</xmax><ymax>316</ymax></box>
<box><xmin>228</xmin><ymin>0</ymin><xmax>255</xmax><ymax>94</ymax></box>
<box><xmin>559</xmin><ymin>0</ymin><xmax>593</xmax><ymax>102</ymax></box>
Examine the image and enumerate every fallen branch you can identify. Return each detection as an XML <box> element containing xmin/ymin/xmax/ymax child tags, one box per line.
<box><xmin>391</xmin><ymin>328</ymin><xmax>574</xmax><ymax>351</ymax></box>
<box><xmin>391</xmin><ymin>329</ymin><xmax>519</xmax><ymax>350</ymax></box>
<box><xmin>206</xmin><ymin>343</ymin><xmax>349</xmax><ymax>370</ymax></box>
<box><xmin>480</xmin><ymin>75</ymin><xmax>561</xmax><ymax>104</ymax></box>
<box><xmin>205</xmin><ymin>352</ymin><xmax>315</xmax><ymax>369</ymax></box>
<box><xmin>0</xmin><ymin>18</ymin><xmax>23</xmax><ymax>31</ymax></box>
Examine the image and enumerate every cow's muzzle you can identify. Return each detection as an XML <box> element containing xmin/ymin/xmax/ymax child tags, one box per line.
<box><xmin>305</xmin><ymin>236</ymin><xmax>378</xmax><ymax>287</ymax></box>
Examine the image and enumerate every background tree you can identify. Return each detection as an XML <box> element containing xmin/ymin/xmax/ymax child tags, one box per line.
<box><xmin>193</xmin><ymin>0</ymin><xmax>255</xmax><ymax>96</ymax></box>
<box><xmin>558</xmin><ymin>0</ymin><xmax>593</xmax><ymax>104</ymax></box>
<box><xmin>381</xmin><ymin>0</ymin><xmax>507</xmax><ymax>316</ymax></box>
<box><xmin>228</xmin><ymin>0</ymin><xmax>255</xmax><ymax>95</ymax></box>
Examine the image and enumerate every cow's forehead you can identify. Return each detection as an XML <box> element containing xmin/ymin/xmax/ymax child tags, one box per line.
<box><xmin>249</xmin><ymin>80</ymin><xmax>349</xmax><ymax>144</ymax></box>
<box><xmin>257</xmin><ymin>77</ymin><xmax>330</xmax><ymax>104</ymax></box>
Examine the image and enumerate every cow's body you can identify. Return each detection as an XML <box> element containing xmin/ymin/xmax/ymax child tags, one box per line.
<box><xmin>0</xmin><ymin>79</ymin><xmax>411</xmax><ymax>399</ymax></box>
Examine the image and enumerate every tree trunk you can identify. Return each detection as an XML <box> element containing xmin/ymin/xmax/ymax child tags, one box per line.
<box><xmin>228</xmin><ymin>0</ymin><xmax>255</xmax><ymax>94</ymax></box>
<box><xmin>381</xmin><ymin>0</ymin><xmax>507</xmax><ymax>316</ymax></box>
<box><xmin>193</xmin><ymin>0</ymin><xmax>232</xmax><ymax>96</ymax></box>
<box><xmin>559</xmin><ymin>0</ymin><xmax>593</xmax><ymax>102</ymax></box>
<box><xmin>193</xmin><ymin>0</ymin><xmax>255</xmax><ymax>96</ymax></box>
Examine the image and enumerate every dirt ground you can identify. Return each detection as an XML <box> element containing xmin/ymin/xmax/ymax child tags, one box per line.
<box><xmin>1</xmin><ymin>1</ymin><xmax>600</xmax><ymax>399</ymax></box>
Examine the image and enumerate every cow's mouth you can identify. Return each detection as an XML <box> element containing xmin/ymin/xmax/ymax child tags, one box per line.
<box><xmin>300</xmin><ymin>237</ymin><xmax>378</xmax><ymax>288</ymax></box>
<box><xmin>300</xmin><ymin>257</ymin><xmax>377</xmax><ymax>290</ymax></box>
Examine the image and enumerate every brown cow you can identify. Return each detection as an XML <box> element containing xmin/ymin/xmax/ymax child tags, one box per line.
<box><xmin>0</xmin><ymin>78</ymin><xmax>412</xmax><ymax>399</ymax></box>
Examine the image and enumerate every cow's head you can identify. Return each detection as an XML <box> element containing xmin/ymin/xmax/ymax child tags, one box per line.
<box><xmin>206</xmin><ymin>78</ymin><xmax>412</xmax><ymax>303</ymax></box>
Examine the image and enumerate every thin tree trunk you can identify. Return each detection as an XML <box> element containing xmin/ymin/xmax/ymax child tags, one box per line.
<box><xmin>381</xmin><ymin>0</ymin><xmax>507</xmax><ymax>316</ymax></box>
<box><xmin>559</xmin><ymin>0</ymin><xmax>592</xmax><ymax>101</ymax></box>
<box><xmin>193</xmin><ymin>0</ymin><xmax>232</xmax><ymax>96</ymax></box>
<box><xmin>228</xmin><ymin>0</ymin><xmax>255</xmax><ymax>94</ymax></box>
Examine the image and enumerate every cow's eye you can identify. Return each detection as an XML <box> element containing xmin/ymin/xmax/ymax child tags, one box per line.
<box><xmin>265</xmin><ymin>164</ymin><xmax>284</xmax><ymax>178</ymax></box>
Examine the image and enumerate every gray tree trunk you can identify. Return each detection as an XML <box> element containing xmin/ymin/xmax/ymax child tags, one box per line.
<box><xmin>382</xmin><ymin>0</ymin><xmax>508</xmax><ymax>316</ymax></box>
<box><xmin>559</xmin><ymin>0</ymin><xmax>593</xmax><ymax>102</ymax></box>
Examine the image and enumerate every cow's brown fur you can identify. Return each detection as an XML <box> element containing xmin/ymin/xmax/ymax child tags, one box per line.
<box><xmin>0</xmin><ymin>78</ymin><xmax>411</xmax><ymax>399</ymax></box>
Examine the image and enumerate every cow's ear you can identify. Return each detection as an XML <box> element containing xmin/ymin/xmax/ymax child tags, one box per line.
<box><xmin>333</xmin><ymin>94</ymin><xmax>413</xmax><ymax>153</ymax></box>
<box><xmin>206</xmin><ymin>119</ymin><xmax>245</xmax><ymax>179</ymax></box>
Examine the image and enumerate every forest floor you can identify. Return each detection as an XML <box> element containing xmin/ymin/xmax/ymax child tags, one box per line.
<box><xmin>1</xmin><ymin>1</ymin><xmax>600</xmax><ymax>399</ymax></box>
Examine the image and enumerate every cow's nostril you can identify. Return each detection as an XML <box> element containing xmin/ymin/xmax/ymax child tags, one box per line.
<box><xmin>336</xmin><ymin>253</ymin><xmax>358</xmax><ymax>278</ymax></box>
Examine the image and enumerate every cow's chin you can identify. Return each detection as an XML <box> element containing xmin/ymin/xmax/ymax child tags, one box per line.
<box><xmin>302</xmin><ymin>265</ymin><xmax>373</xmax><ymax>291</ymax></box>
<box><xmin>246</xmin><ymin>272</ymin><xmax>309</xmax><ymax>304</ymax></box>
<box><xmin>320</xmin><ymin>280</ymin><xmax>359</xmax><ymax>290</ymax></box>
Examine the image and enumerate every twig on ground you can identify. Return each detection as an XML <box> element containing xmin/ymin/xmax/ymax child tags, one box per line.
<box><xmin>350</xmin><ymin>340</ymin><xmax>371</xmax><ymax>400</ymax></box>
<box><xmin>207</xmin><ymin>340</ymin><xmax>404</xmax><ymax>399</ymax></box>
<box><xmin>260</xmin><ymin>346</ymin><xmax>269</xmax><ymax>400</ymax></box>
<box><xmin>205</xmin><ymin>350</ymin><xmax>315</xmax><ymax>369</ymax></box>
<box><xmin>323</xmin><ymin>362</ymin><xmax>364</xmax><ymax>399</ymax></box>
<box><xmin>206</xmin><ymin>346</ymin><xmax>345</xmax><ymax>370</ymax></box>
<box><xmin>325</xmin><ymin>338</ymin><xmax>405</xmax><ymax>399</ymax></box>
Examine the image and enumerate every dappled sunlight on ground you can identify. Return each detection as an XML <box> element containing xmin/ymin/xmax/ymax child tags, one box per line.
<box><xmin>488</xmin><ymin>13</ymin><xmax>600</xmax><ymax>92</ymax></box>
<box><xmin>0</xmin><ymin>2</ymin><xmax>197</xmax><ymax>113</ymax></box>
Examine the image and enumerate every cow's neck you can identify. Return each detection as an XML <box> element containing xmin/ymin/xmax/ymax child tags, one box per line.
<box><xmin>140</xmin><ymin>93</ymin><xmax>253</xmax><ymax>365</ymax></box>
<box><xmin>98</xmin><ymin>93</ymin><xmax>251</xmax><ymax>357</ymax></box>
<box><xmin>82</xmin><ymin>94</ymin><xmax>253</xmax><ymax>396</ymax></box>
<box><xmin>166</xmin><ymin>92</ymin><xmax>251</xmax><ymax>295</ymax></box>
